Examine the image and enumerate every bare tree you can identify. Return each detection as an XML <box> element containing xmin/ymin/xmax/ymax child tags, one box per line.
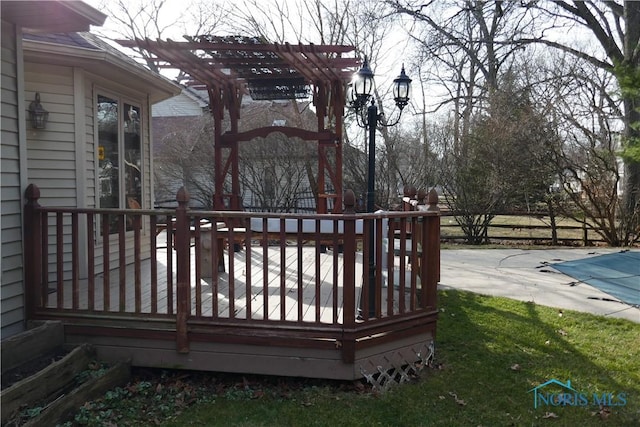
<box><xmin>390</xmin><ymin>1</ymin><xmax>553</xmax><ymax>241</ymax></box>
<box><xmin>533</xmin><ymin>51</ymin><xmax>635</xmax><ymax>245</ymax></box>
<box><xmin>525</xmin><ymin>0</ymin><xmax>640</xmax><ymax>242</ymax></box>
<box><xmin>225</xmin><ymin>0</ymin><xmax>412</xmax><ymax>209</ymax></box>
<box><xmin>154</xmin><ymin>114</ymin><xmax>216</xmax><ymax>208</ymax></box>
<box><xmin>239</xmin><ymin>135</ymin><xmax>316</xmax><ymax>212</ymax></box>
<box><xmin>94</xmin><ymin>0</ymin><xmax>227</xmax><ymax>73</ymax></box>
<box><xmin>224</xmin><ymin>0</ymin><xmax>356</xmax><ymax>45</ymax></box>
<box><xmin>439</xmin><ymin>73</ymin><xmax>558</xmax><ymax>244</ymax></box>
<box><xmin>237</xmin><ymin>100</ymin><xmax>318</xmax><ymax>211</ymax></box>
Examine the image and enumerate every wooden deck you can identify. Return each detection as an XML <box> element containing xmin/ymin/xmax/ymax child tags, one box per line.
<box><xmin>44</xmin><ymin>234</ymin><xmax>429</xmax><ymax>323</ymax></box>
<box><xmin>24</xmin><ymin>185</ymin><xmax>440</xmax><ymax>381</ymax></box>
<box><xmin>46</xmin><ymin>238</ymin><xmax>364</xmax><ymax>322</ymax></box>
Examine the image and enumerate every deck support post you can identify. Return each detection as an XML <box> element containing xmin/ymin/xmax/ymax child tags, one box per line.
<box><xmin>24</xmin><ymin>184</ymin><xmax>43</xmax><ymax>318</ymax></box>
<box><xmin>341</xmin><ymin>190</ymin><xmax>357</xmax><ymax>363</ymax></box>
<box><xmin>175</xmin><ymin>187</ymin><xmax>191</xmax><ymax>353</ymax></box>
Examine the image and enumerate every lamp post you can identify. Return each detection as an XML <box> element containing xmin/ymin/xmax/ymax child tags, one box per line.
<box><xmin>348</xmin><ymin>56</ymin><xmax>411</xmax><ymax>318</ymax></box>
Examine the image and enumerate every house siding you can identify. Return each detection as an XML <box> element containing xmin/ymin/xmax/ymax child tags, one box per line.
<box><xmin>152</xmin><ymin>92</ymin><xmax>205</xmax><ymax>116</ymax></box>
<box><xmin>2</xmin><ymin>9</ymin><xmax>176</xmax><ymax>338</ymax></box>
<box><xmin>25</xmin><ymin>62</ymin><xmax>77</xmax><ymax>206</ymax></box>
<box><xmin>24</xmin><ymin>62</ymin><xmax>78</xmax><ymax>283</ymax></box>
<box><xmin>84</xmin><ymin>79</ymin><xmax>96</xmax><ymax>207</ymax></box>
<box><xmin>1</xmin><ymin>20</ymin><xmax>25</xmax><ymax>338</ymax></box>
<box><xmin>143</xmin><ymin>99</ymin><xmax>152</xmax><ymax>210</ymax></box>
<box><xmin>21</xmin><ymin>64</ymin><xmax>156</xmax><ymax>278</ymax></box>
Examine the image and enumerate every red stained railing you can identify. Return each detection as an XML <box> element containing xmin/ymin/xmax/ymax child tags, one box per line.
<box><xmin>23</xmin><ymin>184</ymin><xmax>439</xmax><ymax>359</ymax></box>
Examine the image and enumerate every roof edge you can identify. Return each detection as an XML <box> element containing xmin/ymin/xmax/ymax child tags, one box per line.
<box><xmin>23</xmin><ymin>38</ymin><xmax>181</xmax><ymax>102</ymax></box>
<box><xmin>59</xmin><ymin>1</ymin><xmax>107</xmax><ymax>27</ymax></box>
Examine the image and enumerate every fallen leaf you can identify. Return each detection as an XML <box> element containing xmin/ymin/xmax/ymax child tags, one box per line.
<box><xmin>542</xmin><ymin>412</ymin><xmax>558</xmax><ymax>419</ymax></box>
<box><xmin>591</xmin><ymin>406</ymin><xmax>611</xmax><ymax>419</ymax></box>
<box><xmin>448</xmin><ymin>391</ymin><xmax>466</xmax><ymax>406</ymax></box>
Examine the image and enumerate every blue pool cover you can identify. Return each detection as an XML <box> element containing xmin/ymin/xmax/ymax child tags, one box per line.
<box><xmin>553</xmin><ymin>251</ymin><xmax>640</xmax><ymax>307</ymax></box>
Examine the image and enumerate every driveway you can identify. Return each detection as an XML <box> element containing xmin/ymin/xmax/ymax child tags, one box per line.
<box><xmin>439</xmin><ymin>248</ymin><xmax>640</xmax><ymax>323</ymax></box>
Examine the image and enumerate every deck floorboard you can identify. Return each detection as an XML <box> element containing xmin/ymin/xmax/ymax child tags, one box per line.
<box><xmin>45</xmin><ymin>232</ymin><xmax>417</xmax><ymax>324</ymax></box>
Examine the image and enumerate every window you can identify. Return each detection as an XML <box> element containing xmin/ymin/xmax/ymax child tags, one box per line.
<box><xmin>97</xmin><ymin>94</ymin><xmax>142</xmax><ymax>232</ymax></box>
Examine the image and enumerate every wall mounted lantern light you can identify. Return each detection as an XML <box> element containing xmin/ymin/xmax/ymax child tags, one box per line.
<box><xmin>28</xmin><ymin>92</ymin><xmax>49</xmax><ymax>129</ymax></box>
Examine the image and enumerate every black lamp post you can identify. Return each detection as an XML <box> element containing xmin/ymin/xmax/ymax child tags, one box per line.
<box><xmin>348</xmin><ymin>56</ymin><xmax>411</xmax><ymax>318</ymax></box>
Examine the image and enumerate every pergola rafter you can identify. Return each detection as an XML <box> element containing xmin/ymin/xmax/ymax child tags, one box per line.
<box><xmin>119</xmin><ymin>35</ymin><xmax>360</xmax><ymax>212</ymax></box>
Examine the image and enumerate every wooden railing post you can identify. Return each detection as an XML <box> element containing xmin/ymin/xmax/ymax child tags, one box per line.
<box><xmin>341</xmin><ymin>190</ymin><xmax>357</xmax><ymax>363</ymax></box>
<box><xmin>175</xmin><ymin>187</ymin><xmax>191</xmax><ymax>353</ymax></box>
<box><xmin>417</xmin><ymin>188</ymin><xmax>427</xmax><ymax>206</ymax></box>
<box><xmin>402</xmin><ymin>185</ymin><xmax>417</xmax><ymax>211</ymax></box>
<box><xmin>582</xmin><ymin>221</ymin><xmax>590</xmax><ymax>246</ymax></box>
<box><xmin>24</xmin><ymin>184</ymin><xmax>43</xmax><ymax>318</ymax></box>
<box><xmin>422</xmin><ymin>188</ymin><xmax>440</xmax><ymax>310</ymax></box>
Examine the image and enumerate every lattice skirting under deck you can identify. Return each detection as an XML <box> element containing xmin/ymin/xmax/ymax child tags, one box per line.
<box><xmin>359</xmin><ymin>339</ymin><xmax>435</xmax><ymax>392</ymax></box>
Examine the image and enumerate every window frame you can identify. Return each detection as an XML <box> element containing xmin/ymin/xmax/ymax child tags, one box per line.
<box><xmin>94</xmin><ymin>88</ymin><xmax>145</xmax><ymax>232</ymax></box>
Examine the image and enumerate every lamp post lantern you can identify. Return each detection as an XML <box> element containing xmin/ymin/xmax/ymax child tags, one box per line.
<box><xmin>348</xmin><ymin>56</ymin><xmax>411</xmax><ymax>318</ymax></box>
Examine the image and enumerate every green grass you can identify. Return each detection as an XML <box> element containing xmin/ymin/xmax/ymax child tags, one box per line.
<box><xmin>440</xmin><ymin>214</ymin><xmax>589</xmax><ymax>242</ymax></box>
<box><xmin>160</xmin><ymin>291</ymin><xmax>639</xmax><ymax>427</ymax></box>
<box><xmin>60</xmin><ymin>291</ymin><xmax>640</xmax><ymax>426</ymax></box>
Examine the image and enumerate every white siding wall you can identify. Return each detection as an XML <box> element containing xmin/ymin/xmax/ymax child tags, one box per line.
<box><xmin>1</xmin><ymin>29</ymin><xmax>167</xmax><ymax>337</ymax></box>
<box><xmin>152</xmin><ymin>92</ymin><xmax>204</xmax><ymax>117</ymax></box>
<box><xmin>1</xmin><ymin>21</ymin><xmax>25</xmax><ymax>338</ymax></box>
<box><xmin>25</xmin><ymin>63</ymin><xmax>78</xmax><ymax>283</ymax></box>
<box><xmin>142</xmin><ymin>97</ymin><xmax>152</xmax><ymax>212</ymax></box>
<box><xmin>84</xmin><ymin>79</ymin><xmax>96</xmax><ymax>208</ymax></box>
<box><xmin>25</xmin><ymin>63</ymin><xmax>77</xmax><ymax>206</ymax></box>
<box><xmin>23</xmin><ymin>65</ymin><xmax>155</xmax><ymax>279</ymax></box>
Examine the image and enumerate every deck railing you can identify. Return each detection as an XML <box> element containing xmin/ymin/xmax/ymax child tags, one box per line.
<box><xmin>23</xmin><ymin>184</ymin><xmax>440</xmax><ymax>362</ymax></box>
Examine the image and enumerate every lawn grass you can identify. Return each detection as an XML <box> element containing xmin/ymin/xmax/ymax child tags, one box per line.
<box><xmin>440</xmin><ymin>214</ymin><xmax>589</xmax><ymax>242</ymax></box>
<box><xmin>157</xmin><ymin>290</ymin><xmax>640</xmax><ymax>427</ymax></box>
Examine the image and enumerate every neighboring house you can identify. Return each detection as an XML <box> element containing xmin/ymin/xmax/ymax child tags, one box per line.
<box><xmin>1</xmin><ymin>0</ymin><xmax>180</xmax><ymax>339</ymax></box>
<box><xmin>153</xmin><ymin>88</ymin><xmax>323</xmax><ymax>212</ymax></box>
<box><xmin>152</xmin><ymin>86</ymin><xmax>211</xmax><ymax>208</ymax></box>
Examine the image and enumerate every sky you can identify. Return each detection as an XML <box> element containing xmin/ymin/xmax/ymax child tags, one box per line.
<box><xmin>80</xmin><ymin>0</ymin><xmax>421</xmax><ymax>140</ymax></box>
<box><xmin>82</xmin><ymin>0</ymin><xmax>606</xmax><ymax>131</ymax></box>
<box><xmin>83</xmin><ymin>0</ymin><xmax>410</xmax><ymax>87</ymax></box>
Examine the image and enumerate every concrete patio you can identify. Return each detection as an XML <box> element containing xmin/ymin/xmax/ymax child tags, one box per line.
<box><xmin>439</xmin><ymin>248</ymin><xmax>640</xmax><ymax>323</ymax></box>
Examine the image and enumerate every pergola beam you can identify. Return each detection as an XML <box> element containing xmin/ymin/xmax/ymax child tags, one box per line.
<box><xmin>118</xmin><ymin>35</ymin><xmax>360</xmax><ymax>213</ymax></box>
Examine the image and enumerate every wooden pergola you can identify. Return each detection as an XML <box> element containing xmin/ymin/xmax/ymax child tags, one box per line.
<box><xmin>118</xmin><ymin>35</ymin><xmax>361</xmax><ymax>213</ymax></box>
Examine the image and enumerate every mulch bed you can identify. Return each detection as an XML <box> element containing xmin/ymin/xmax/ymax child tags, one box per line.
<box><xmin>1</xmin><ymin>347</ymin><xmax>71</xmax><ymax>390</ymax></box>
